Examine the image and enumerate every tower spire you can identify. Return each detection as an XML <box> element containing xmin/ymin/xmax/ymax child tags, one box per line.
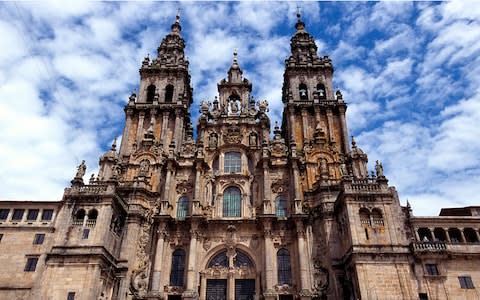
<box><xmin>171</xmin><ymin>9</ymin><xmax>182</xmax><ymax>34</ymax></box>
<box><xmin>295</xmin><ymin>5</ymin><xmax>305</xmax><ymax>31</ymax></box>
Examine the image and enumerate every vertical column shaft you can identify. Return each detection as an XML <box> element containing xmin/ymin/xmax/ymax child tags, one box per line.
<box><xmin>135</xmin><ymin>111</ymin><xmax>146</xmax><ymax>144</ymax></box>
<box><xmin>339</xmin><ymin>107</ymin><xmax>349</xmax><ymax>154</ymax></box>
<box><xmin>296</xmin><ymin>221</ymin><xmax>310</xmax><ymax>291</ymax></box>
<box><xmin>186</xmin><ymin>224</ymin><xmax>198</xmax><ymax>291</ymax></box>
<box><xmin>326</xmin><ymin>108</ymin><xmax>334</xmax><ymax>143</ymax></box>
<box><xmin>119</xmin><ymin>109</ymin><xmax>134</xmax><ymax>155</ymax></box>
<box><xmin>151</xmin><ymin>225</ymin><xmax>166</xmax><ymax>292</ymax></box>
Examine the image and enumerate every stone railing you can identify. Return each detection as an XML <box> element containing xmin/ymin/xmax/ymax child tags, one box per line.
<box><xmin>412</xmin><ymin>241</ymin><xmax>447</xmax><ymax>252</ymax></box>
<box><xmin>66</xmin><ymin>184</ymin><xmax>108</xmax><ymax>195</ymax></box>
<box><xmin>344</xmin><ymin>178</ymin><xmax>384</xmax><ymax>193</ymax></box>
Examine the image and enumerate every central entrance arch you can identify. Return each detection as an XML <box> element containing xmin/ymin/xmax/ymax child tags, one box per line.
<box><xmin>201</xmin><ymin>248</ymin><xmax>258</xmax><ymax>300</ymax></box>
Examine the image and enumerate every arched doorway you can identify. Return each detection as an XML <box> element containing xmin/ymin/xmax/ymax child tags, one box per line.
<box><xmin>201</xmin><ymin>248</ymin><xmax>257</xmax><ymax>300</ymax></box>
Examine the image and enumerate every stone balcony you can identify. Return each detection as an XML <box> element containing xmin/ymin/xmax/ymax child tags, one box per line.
<box><xmin>412</xmin><ymin>241</ymin><xmax>480</xmax><ymax>256</ymax></box>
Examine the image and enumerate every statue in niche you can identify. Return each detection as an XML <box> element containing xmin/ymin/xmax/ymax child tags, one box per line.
<box><xmin>139</xmin><ymin>159</ymin><xmax>149</xmax><ymax>176</ymax></box>
<box><xmin>209</xmin><ymin>133</ymin><xmax>218</xmax><ymax>148</ymax></box>
<box><xmin>249</xmin><ymin>133</ymin><xmax>257</xmax><ymax>146</ymax></box>
<box><xmin>319</xmin><ymin>158</ymin><xmax>328</xmax><ymax>178</ymax></box>
<box><xmin>230</xmin><ymin>99</ymin><xmax>239</xmax><ymax>114</ymax></box>
<box><xmin>340</xmin><ymin>162</ymin><xmax>348</xmax><ymax>177</ymax></box>
<box><xmin>375</xmin><ymin>160</ymin><xmax>384</xmax><ymax>177</ymax></box>
<box><xmin>75</xmin><ymin>160</ymin><xmax>86</xmax><ymax>178</ymax></box>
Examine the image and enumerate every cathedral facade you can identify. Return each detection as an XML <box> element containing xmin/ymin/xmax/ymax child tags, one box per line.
<box><xmin>1</xmin><ymin>14</ymin><xmax>480</xmax><ymax>300</ymax></box>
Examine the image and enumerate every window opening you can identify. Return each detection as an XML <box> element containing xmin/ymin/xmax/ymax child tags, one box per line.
<box><xmin>299</xmin><ymin>83</ymin><xmax>308</xmax><ymax>100</ymax></box>
<box><xmin>41</xmin><ymin>209</ymin><xmax>53</xmax><ymax>221</ymax></box>
<box><xmin>277</xmin><ymin>248</ymin><xmax>292</xmax><ymax>285</ymax></box>
<box><xmin>0</xmin><ymin>209</ymin><xmax>9</xmax><ymax>220</ymax></box>
<box><xmin>425</xmin><ymin>264</ymin><xmax>439</xmax><ymax>276</ymax></box>
<box><xmin>224</xmin><ymin>152</ymin><xmax>241</xmax><ymax>173</ymax></box>
<box><xmin>82</xmin><ymin>228</ymin><xmax>90</xmax><ymax>239</ymax></box>
<box><xmin>27</xmin><ymin>209</ymin><xmax>39</xmax><ymax>221</ymax></box>
<box><xmin>165</xmin><ymin>84</ymin><xmax>174</xmax><ymax>103</ymax></box>
<box><xmin>208</xmin><ymin>251</ymin><xmax>228</xmax><ymax>268</ymax></box>
<box><xmin>12</xmin><ymin>209</ymin><xmax>24</xmax><ymax>221</ymax></box>
<box><xmin>67</xmin><ymin>292</ymin><xmax>76</xmax><ymax>300</ymax></box>
<box><xmin>33</xmin><ymin>233</ymin><xmax>45</xmax><ymax>245</ymax></box>
<box><xmin>169</xmin><ymin>249</ymin><xmax>186</xmax><ymax>287</ymax></box>
<box><xmin>459</xmin><ymin>276</ymin><xmax>475</xmax><ymax>289</ymax></box>
<box><xmin>276</xmin><ymin>195</ymin><xmax>287</xmax><ymax>217</ymax></box>
<box><xmin>24</xmin><ymin>256</ymin><xmax>39</xmax><ymax>272</ymax></box>
<box><xmin>177</xmin><ymin>196</ymin><xmax>189</xmax><ymax>220</ymax></box>
<box><xmin>146</xmin><ymin>84</ymin><xmax>156</xmax><ymax>103</ymax></box>
<box><xmin>223</xmin><ymin>187</ymin><xmax>241</xmax><ymax>217</ymax></box>
<box><xmin>316</xmin><ymin>83</ymin><xmax>326</xmax><ymax>99</ymax></box>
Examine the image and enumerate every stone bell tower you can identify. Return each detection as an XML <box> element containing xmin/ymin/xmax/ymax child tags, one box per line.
<box><xmin>119</xmin><ymin>13</ymin><xmax>193</xmax><ymax>158</ymax></box>
<box><xmin>281</xmin><ymin>12</ymin><xmax>350</xmax><ymax>193</ymax></box>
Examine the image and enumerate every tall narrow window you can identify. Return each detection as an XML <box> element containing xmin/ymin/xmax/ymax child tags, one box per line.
<box><xmin>276</xmin><ymin>195</ymin><xmax>287</xmax><ymax>217</ymax></box>
<box><xmin>177</xmin><ymin>196</ymin><xmax>189</xmax><ymax>220</ymax></box>
<box><xmin>299</xmin><ymin>83</ymin><xmax>308</xmax><ymax>100</ymax></box>
<box><xmin>425</xmin><ymin>264</ymin><xmax>439</xmax><ymax>276</ymax></box>
<box><xmin>169</xmin><ymin>249</ymin><xmax>186</xmax><ymax>287</ymax></box>
<box><xmin>359</xmin><ymin>208</ymin><xmax>371</xmax><ymax>226</ymax></box>
<box><xmin>87</xmin><ymin>209</ymin><xmax>98</xmax><ymax>227</ymax></box>
<box><xmin>165</xmin><ymin>84</ymin><xmax>174</xmax><ymax>103</ymax></box>
<box><xmin>277</xmin><ymin>248</ymin><xmax>292</xmax><ymax>285</ymax></box>
<box><xmin>224</xmin><ymin>152</ymin><xmax>241</xmax><ymax>173</ymax></box>
<box><xmin>223</xmin><ymin>187</ymin><xmax>241</xmax><ymax>217</ymax></box>
<box><xmin>371</xmin><ymin>208</ymin><xmax>384</xmax><ymax>226</ymax></box>
<box><xmin>146</xmin><ymin>84</ymin><xmax>156</xmax><ymax>103</ymax></box>
<box><xmin>67</xmin><ymin>292</ymin><xmax>76</xmax><ymax>300</ymax></box>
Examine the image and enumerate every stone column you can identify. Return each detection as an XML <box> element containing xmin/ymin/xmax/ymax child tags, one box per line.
<box><xmin>301</xmin><ymin>108</ymin><xmax>308</xmax><ymax>143</ymax></box>
<box><xmin>193</xmin><ymin>165</ymin><xmax>202</xmax><ymax>215</ymax></box>
<box><xmin>263</xmin><ymin>160</ymin><xmax>272</xmax><ymax>214</ymax></box>
<box><xmin>151</xmin><ymin>223</ymin><xmax>167</xmax><ymax>293</ymax></box>
<box><xmin>414</xmin><ymin>228</ymin><xmax>420</xmax><ymax>241</ymax></box>
<box><xmin>326</xmin><ymin>108</ymin><xmax>334</xmax><ymax>143</ymax></box>
<box><xmin>174</xmin><ymin>108</ymin><xmax>183</xmax><ymax>152</ymax></box>
<box><xmin>135</xmin><ymin>111</ymin><xmax>145</xmax><ymax>144</ymax></box>
<box><xmin>263</xmin><ymin>221</ymin><xmax>275</xmax><ymax>293</ymax></box>
<box><xmin>289</xmin><ymin>106</ymin><xmax>296</xmax><ymax>145</ymax></box>
<box><xmin>429</xmin><ymin>228</ymin><xmax>436</xmax><ymax>241</ymax></box>
<box><xmin>460</xmin><ymin>228</ymin><xmax>466</xmax><ymax>243</ymax></box>
<box><xmin>296</xmin><ymin>220</ymin><xmax>311</xmax><ymax>294</ymax></box>
<box><xmin>161</xmin><ymin>111</ymin><xmax>169</xmax><ymax>151</ymax></box>
<box><xmin>475</xmin><ymin>229</ymin><xmax>480</xmax><ymax>242</ymax></box>
<box><xmin>444</xmin><ymin>228</ymin><xmax>451</xmax><ymax>243</ymax></box>
<box><xmin>338</xmin><ymin>106</ymin><xmax>349</xmax><ymax>154</ymax></box>
<box><xmin>184</xmin><ymin>222</ymin><xmax>199</xmax><ymax>299</ymax></box>
<box><xmin>120</xmin><ymin>108</ymin><xmax>134</xmax><ymax>155</ymax></box>
<box><xmin>292</xmin><ymin>162</ymin><xmax>303</xmax><ymax>213</ymax></box>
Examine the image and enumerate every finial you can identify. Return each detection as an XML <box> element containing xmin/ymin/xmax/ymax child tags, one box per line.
<box><xmin>111</xmin><ymin>137</ymin><xmax>117</xmax><ymax>151</ymax></box>
<box><xmin>296</xmin><ymin>5</ymin><xmax>301</xmax><ymax>20</ymax></box>
<box><xmin>176</xmin><ymin>8</ymin><xmax>181</xmax><ymax>23</ymax></box>
<box><xmin>233</xmin><ymin>49</ymin><xmax>238</xmax><ymax>63</ymax></box>
<box><xmin>295</xmin><ymin>5</ymin><xmax>305</xmax><ymax>31</ymax></box>
<box><xmin>351</xmin><ymin>136</ymin><xmax>357</xmax><ymax>147</ymax></box>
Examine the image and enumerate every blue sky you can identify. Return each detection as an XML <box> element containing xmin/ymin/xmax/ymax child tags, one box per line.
<box><xmin>0</xmin><ymin>1</ymin><xmax>479</xmax><ymax>216</ymax></box>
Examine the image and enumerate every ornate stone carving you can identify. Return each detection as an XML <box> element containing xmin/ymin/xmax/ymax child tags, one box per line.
<box><xmin>139</xmin><ymin>159</ymin><xmax>150</xmax><ymax>176</ymax></box>
<box><xmin>271</xmin><ymin>179</ymin><xmax>288</xmax><ymax>193</ymax></box>
<box><xmin>130</xmin><ymin>205</ymin><xmax>155</xmax><ymax>298</ymax></box>
<box><xmin>176</xmin><ymin>179</ymin><xmax>193</xmax><ymax>195</ymax></box>
<box><xmin>223</xmin><ymin>125</ymin><xmax>242</xmax><ymax>144</ymax></box>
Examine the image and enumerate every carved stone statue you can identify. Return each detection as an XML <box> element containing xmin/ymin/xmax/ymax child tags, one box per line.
<box><xmin>249</xmin><ymin>133</ymin><xmax>257</xmax><ymax>146</ymax></box>
<box><xmin>230</xmin><ymin>99</ymin><xmax>239</xmax><ymax>114</ymax></box>
<box><xmin>209</xmin><ymin>133</ymin><xmax>218</xmax><ymax>148</ymax></box>
<box><xmin>139</xmin><ymin>160</ymin><xmax>149</xmax><ymax>176</ymax></box>
<box><xmin>375</xmin><ymin>160</ymin><xmax>384</xmax><ymax>177</ymax></box>
<box><xmin>75</xmin><ymin>160</ymin><xmax>86</xmax><ymax>178</ymax></box>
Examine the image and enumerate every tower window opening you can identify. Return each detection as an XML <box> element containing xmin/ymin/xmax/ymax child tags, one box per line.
<box><xmin>165</xmin><ymin>84</ymin><xmax>174</xmax><ymax>103</ymax></box>
<box><xmin>299</xmin><ymin>83</ymin><xmax>308</xmax><ymax>100</ymax></box>
<box><xmin>277</xmin><ymin>248</ymin><xmax>292</xmax><ymax>285</ymax></box>
<box><xmin>316</xmin><ymin>83</ymin><xmax>326</xmax><ymax>99</ymax></box>
<box><xmin>146</xmin><ymin>84</ymin><xmax>156</xmax><ymax>103</ymax></box>
<box><xmin>276</xmin><ymin>195</ymin><xmax>288</xmax><ymax>217</ymax></box>
<box><xmin>224</xmin><ymin>152</ymin><xmax>242</xmax><ymax>173</ymax></box>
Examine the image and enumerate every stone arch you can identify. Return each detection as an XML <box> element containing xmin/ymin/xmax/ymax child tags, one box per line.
<box><xmin>165</xmin><ymin>84</ymin><xmax>174</xmax><ymax>103</ymax></box>
<box><xmin>202</xmin><ymin>244</ymin><xmax>258</xmax><ymax>271</ymax></box>
<box><xmin>146</xmin><ymin>84</ymin><xmax>156</xmax><ymax>103</ymax></box>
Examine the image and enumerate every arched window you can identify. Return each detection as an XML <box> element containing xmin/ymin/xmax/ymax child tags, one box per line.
<box><xmin>277</xmin><ymin>248</ymin><xmax>292</xmax><ymax>285</ymax></box>
<box><xmin>371</xmin><ymin>208</ymin><xmax>384</xmax><ymax>226</ymax></box>
<box><xmin>75</xmin><ymin>209</ymin><xmax>85</xmax><ymax>221</ymax></box>
<box><xmin>146</xmin><ymin>84</ymin><xmax>156</xmax><ymax>103</ymax></box>
<box><xmin>223</xmin><ymin>186</ymin><xmax>241</xmax><ymax>217</ymax></box>
<box><xmin>165</xmin><ymin>84</ymin><xmax>174</xmax><ymax>103</ymax></box>
<box><xmin>88</xmin><ymin>209</ymin><xmax>98</xmax><ymax>220</ymax></box>
<box><xmin>299</xmin><ymin>83</ymin><xmax>308</xmax><ymax>100</ymax></box>
<box><xmin>276</xmin><ymin>195</ymin><xmax>287</xmax><ymax>217</ymax></box>
<box><xmin>464</xmin><ymin>228</ymin><xmax>479</xmax><ymax>243</ymax></box>
<box><xmin>169</xmin><ymin>249</ymin><xmax>186</xmax><ymax>286</ymax></box>
<box><xmin>234</xmin><ymin>250</ymin><xmax>254</xmax><ymax>268</ymax></box>
<box><xmin>359</xmin><ymin>208</ymin><xmax>371</xmax><ymax>226</ymax></box>
<box><xmin>316</xmin><ymin>83</ymin><xmax>326</xmax><ymax>99</ymax></box>
<box><xmin>224</xmin><ymin>152</ymin><xmax>241</xmax><ymax>173</ymax></box>
<box><xmin>177</xmin><ymin>196</ymin><xmax>189</xmax><ymax>219</ymax></box>
<box><xmin>434</xmin><ymin>227</ymin><xmax>447</xmax><ymax>242</ymax></box>
<box><xmin>208</xmin><ymin>250</ymin><xmax>228</xmax><ymax>268</ymax></box>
